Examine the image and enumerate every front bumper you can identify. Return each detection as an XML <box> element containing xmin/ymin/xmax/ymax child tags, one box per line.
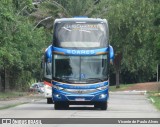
<box><xmin>52</xmin><ymin>89</ymin><xmax>109</xmax><ymax>102</ymax></box>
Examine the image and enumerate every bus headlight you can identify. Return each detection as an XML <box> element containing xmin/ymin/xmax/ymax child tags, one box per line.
<box><xmin>53</xmin><ymin>85</ymin><xmax>64</xmax><ymax>90</ymax></box>
<box><xmin>99</xmin><ymin>94</ymin><xmax>107</xmax><ymax>99</ymax></box>
<box><xmin>96</xmin><ymin>85</ymin><xmax>108</xmax><ymax>90</ymax></box>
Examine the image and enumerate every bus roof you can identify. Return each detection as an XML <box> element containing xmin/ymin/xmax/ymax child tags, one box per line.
<box><xmin>54</xmin><ymin>18</ymin><xmax>107</xmax><ymax>24</ymax></box>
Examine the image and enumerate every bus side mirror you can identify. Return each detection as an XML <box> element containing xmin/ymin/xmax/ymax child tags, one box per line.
<box><xmin>109</xmin><ymin>45</ymin><xmax>114</xmax><ymax>65</ymax></box>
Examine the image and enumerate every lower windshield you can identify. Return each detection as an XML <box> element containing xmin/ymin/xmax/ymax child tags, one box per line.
<box><xmin>53</xmin><ymin>54</ymin><xmax>108</xmax><ymax>83</ymax></box>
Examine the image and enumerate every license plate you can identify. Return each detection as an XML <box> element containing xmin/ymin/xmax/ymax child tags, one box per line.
<box><xmin>75</xmin><ymin>98</ymin><xmax>85</xmax><ymax>101</ymax></box>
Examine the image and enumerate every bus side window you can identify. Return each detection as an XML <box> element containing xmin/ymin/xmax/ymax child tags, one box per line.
<box><xmin>46</xmin><ymin>62</ymin><xmax>51</xmax><ymax>75</ymax></box>
<box><xmin>44</xmin><ymin>61</ymin><xmax>52</xmax><ymax>79</ymax></box>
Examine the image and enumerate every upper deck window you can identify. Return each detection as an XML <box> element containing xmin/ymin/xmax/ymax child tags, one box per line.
<box><xmin>54</xmin><ymin>22</ymin><xmax>108</xmax><ymax>49</ymax></box>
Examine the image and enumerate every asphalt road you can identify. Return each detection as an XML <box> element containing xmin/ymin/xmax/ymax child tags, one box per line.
<box><xmin>0</xmin><ymin>91</ymin><xmax>160</xmax><ymax>127</ymax></box>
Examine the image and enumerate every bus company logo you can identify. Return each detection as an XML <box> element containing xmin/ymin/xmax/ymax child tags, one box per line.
<box><xmin>2</xmin><ymin>119</ymin><xmax>12</xmax><ymax>124</ymax></box>
<box><xmin>65</xmin><ymin>24</ymin><xmax>100</xmax><ymax>31</ymax></box>
<box><xmin>66</xmin><ymin>50</ymin><xmax>95</xmax><ymax>55</ymax></box>
<box><xmin>77</xmin><ymin>90</ymin><xmax>83</xmax><ymax>94</ymax></box>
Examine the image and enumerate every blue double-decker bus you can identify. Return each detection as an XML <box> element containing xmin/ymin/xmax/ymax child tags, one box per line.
<box><xmin>44</xmin><ymin>17</ymin><xmax>114</xmax><ymax>110</ymax></box>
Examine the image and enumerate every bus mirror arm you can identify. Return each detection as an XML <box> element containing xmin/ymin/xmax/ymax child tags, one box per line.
<box><xmin>109</xmin><ymin>45</ymin><xmax>114</xmax><ymax>65</ymax></box>
<box><xmin>110</xmin><ymin>59</ymin><xmax>114</xmax><ymax>65</ymax></box>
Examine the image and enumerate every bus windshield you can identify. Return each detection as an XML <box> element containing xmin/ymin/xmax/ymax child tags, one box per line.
<box><xmin>53</xmin><ymin>54</ymin><xmax>108</xmax><ymax>83</ymax></box>
<box><xmin>54</xmin><ymin>22</ymin><xmax>108</xmax><ymax>48</ymax></box>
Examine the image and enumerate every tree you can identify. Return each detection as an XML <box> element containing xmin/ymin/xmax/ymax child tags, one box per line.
<box><xmin>100</xmin><ymin>0</ymin><xmax>158</xmax><ymax>86</ymax></box>
<box><xmin>0</xmin><ymin>0</ymin><xmax>46</xmax><ymax>91</ymax></box>
<box><xmin>29</xmin><ymin>0</ymin><xmax>102</xmax><ymax>29</ymax></box>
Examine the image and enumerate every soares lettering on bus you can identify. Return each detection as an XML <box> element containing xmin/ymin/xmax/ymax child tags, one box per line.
<box><xmin>66</xmin><ymin>50</ymin><xmax>95</xmax><ymax>55</ymax></box>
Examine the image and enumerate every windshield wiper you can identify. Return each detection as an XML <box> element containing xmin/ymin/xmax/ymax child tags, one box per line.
<box><xmin>63</xmin><ymin>79</ymin><xmax>87</xmax><ymax>84</ymax></box>
<box><xmin>54</xmin><ymin>77</ymin><xmax>104</xmax><ymax>83</ymax></box>
<box><xmin>60</xmin><ymin>78</ymin><xmax>72</xmax><ymax>83</ymax></box>
<box><xmin>86</xmin><ymin>78</ymin><xmax>103</xmax><ymax>82</ymax></box>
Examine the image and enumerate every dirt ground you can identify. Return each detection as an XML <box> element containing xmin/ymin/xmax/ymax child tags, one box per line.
<box><xmin>125</xmin><ymin>82</ymin><xmax>160</xmax><ymax>91</ymax></box>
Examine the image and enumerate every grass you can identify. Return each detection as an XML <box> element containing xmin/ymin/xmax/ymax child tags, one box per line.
<box><xmin>0</xmin><ymin>91</ymin><xmax>28</xmax><ymax>100</ymax></box>
<box><xmin>148</xmin><ymin>92</ymin><xmax>160</xmax><ymax>110</ymax></box>
<box><xmin>109</xmin><ymin>84</ymin><xmax>135</xmax><ymax>91</ymax></box>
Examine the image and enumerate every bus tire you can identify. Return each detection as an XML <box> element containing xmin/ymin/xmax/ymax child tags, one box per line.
<box><xmin>95</xmin><ymin>102</ymin><xmax>107</xmax><ymax>110</ymax></box>
<box><xmin>54</xmin><ymin>102</ymin><xmax>69</xmax><ymax>110</ymax></box>
<box><xmin>100</xmin><ymin>102</ymin><xmax>107</xmax><ymax>110</ymax></box>
<box><xmin>47</xmin><ymin>98</ymin><xmax>53</xmax><ymax>104</ymax></box>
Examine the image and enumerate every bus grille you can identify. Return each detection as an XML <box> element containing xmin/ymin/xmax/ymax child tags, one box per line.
<box><xmin>63</xmin><ymin>89</ymin><xmax>98</xmax><ymax>94</ymax></box>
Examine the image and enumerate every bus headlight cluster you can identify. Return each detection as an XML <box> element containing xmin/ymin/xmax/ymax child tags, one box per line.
<box><xmin>53</xmin><ymin>85</ymin><xmax>64</xmax><ymax>90</ymax></box>
<box><xmin>96</xmin><ymin>85</ymin><xmax>108</xmax><ymax>90</ymax></box>
<box><xmin>99</xmin><ymin>94</ymin><xmax>107</xmax><ymax>99</ymax></box>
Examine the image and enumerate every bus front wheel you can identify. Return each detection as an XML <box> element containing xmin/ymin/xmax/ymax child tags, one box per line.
<box><xmin>54</xmin><ymin>102</ymin><xmax>69</xmax><ymax>110</ymax></box>
<box><xmin>94</xmin><ymin>102</ymin><xmax>107</xmax><ymax>110</ymax></box>
<box><xmin>47</xmin><ymin>98</ymin><xmax>53</xmax><ymax>104</ymax></box>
